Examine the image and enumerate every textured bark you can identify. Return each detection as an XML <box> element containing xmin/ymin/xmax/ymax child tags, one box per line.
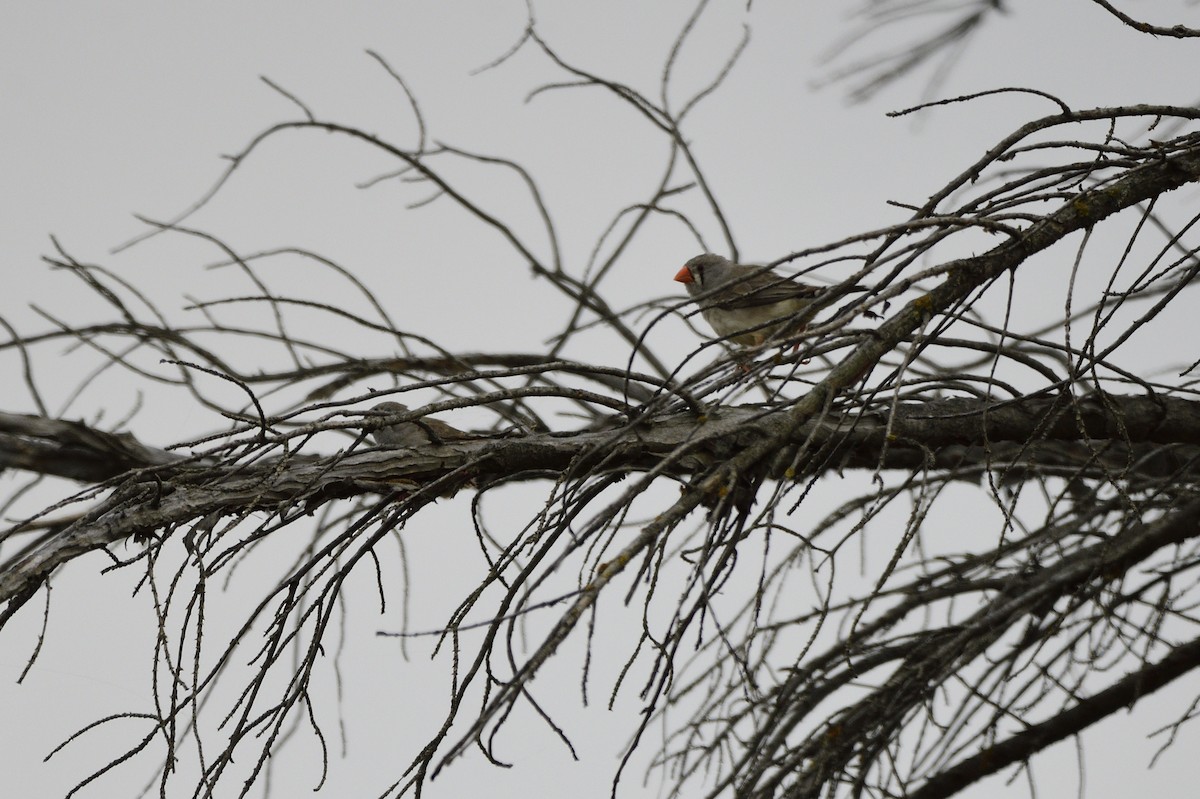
<box><xmin>5</xmin><ymin>392</ymin><xmax>1198</xmax><ymax>485</ymax></box>
<box><xmin>3</xmin><ymin>391</ymin><xmax>1199</xmax><ymax>617</ymax></box>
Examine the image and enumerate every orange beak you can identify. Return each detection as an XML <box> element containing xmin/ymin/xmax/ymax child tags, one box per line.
<box><xmin>673</xmin><ymin>266</ymin><xmax>693</xmax><ymax>284</ymax></box>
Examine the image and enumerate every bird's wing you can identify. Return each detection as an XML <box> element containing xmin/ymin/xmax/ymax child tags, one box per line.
<box><xmin>709</xmin><ymin>275</ymin><xmax>826</xmax><ymax>309</ymax></box>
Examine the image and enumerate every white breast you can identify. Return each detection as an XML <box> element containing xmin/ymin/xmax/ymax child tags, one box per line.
<box><xmin>700</xmin><ymin>299</ymin><xmax>803</xmax><ymax>345</ymax></box>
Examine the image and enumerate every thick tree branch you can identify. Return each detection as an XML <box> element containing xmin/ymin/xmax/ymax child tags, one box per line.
<box><xmin>5</xmin><ymin>392</ymin><xmax>1200</xmax><ymax>485</ymax></box>
<box><xmin>5</xmin><ymin>388</ymin><xmax>1200</xmax><ymax>620</ymax></box>
<box><xmin>0</xmin><ymin>411</ymin><xmax>187</xmax><ymax>481</ymax></box>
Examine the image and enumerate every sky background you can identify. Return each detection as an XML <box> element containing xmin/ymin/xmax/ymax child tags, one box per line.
<box><xmin>3</xmin><ymin>1</ymin><xmax>1200</xmax><ymax>797</ymax></box>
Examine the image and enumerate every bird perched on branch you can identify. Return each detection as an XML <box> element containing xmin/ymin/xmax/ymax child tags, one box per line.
<box><xmin>674</xmin><ymin>253</ymin><xmax>865</xmax><ymax>346</ymax></box>
<box><xmin>367</xmin><ymin>401</ymin><xmax>477</xmax><ymax>447</ymax></box>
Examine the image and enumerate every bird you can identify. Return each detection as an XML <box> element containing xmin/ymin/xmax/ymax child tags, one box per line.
<box><xmin>674</xmin><ymin>253</ymin><xmax>863</xmax><ymax>346</ymax></box>
<box><xmin>367</xmin><ymin>401</ymin><xmax>477</xmax><ymax>447</ymax></box>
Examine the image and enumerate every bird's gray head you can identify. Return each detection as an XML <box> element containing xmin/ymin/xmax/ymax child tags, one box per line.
<box><xmin>371</xmin><ymin>401</ymin><xmax>410</xmax><ymax>415</ymax></box>
<box><xmin>674</xmin><ymin>253</ymin><xmax>734</xmax><ymax>295</ymax></box>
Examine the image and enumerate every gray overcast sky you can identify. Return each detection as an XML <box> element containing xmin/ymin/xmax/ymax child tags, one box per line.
<box><xmin>3</xmin><ymin>2</ymin><xmax>1200</xmax><ymax>797</ymax></box>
